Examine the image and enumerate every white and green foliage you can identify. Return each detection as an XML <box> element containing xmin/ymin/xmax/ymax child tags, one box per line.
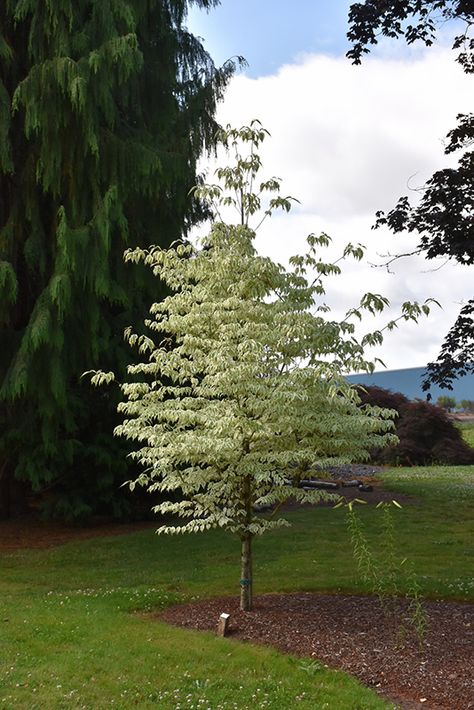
<box><xmin>117</xmin><ymin>224</ymin><xmax>397</xmax><ymax>528</ymax></box>
<box><xmin>94</xmin><ymin>122</ymin><xmax>433</xmax><ymax>609</ymax></box>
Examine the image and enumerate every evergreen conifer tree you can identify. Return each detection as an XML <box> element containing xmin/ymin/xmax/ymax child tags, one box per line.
<box><xmin>0</xmin><ymin>0</ymin><xmax>237</xmax><ymax>519</ymax></box>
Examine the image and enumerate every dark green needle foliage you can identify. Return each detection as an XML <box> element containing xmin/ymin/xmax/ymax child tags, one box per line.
<box><xmin>0</xmin><ymin>0</ymin><xmax>237</xmax><ymax>519</ymax></box>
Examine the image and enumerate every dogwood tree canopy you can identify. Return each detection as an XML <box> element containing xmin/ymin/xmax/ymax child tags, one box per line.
<box><xmin>93</xmin><ymin>122</ymin><xmax>432</xmax><ymax>609</ymax></box>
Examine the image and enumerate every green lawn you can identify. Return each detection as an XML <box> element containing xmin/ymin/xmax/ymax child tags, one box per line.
<box><xmin>459</xmin><ymin>420</ymin><xmax>474</xmax><ymax>448</ymax></box>
<box><xmin>1</xmin><ymin>465</ymin><xmax>473</xmax><ymax>709</ymax></box>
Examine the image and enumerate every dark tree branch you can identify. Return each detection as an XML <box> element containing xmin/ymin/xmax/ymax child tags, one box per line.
<box><xmin>347</xmin><ymin>1</ymin><xmax>473</xmax><ymax>389</ymax></box>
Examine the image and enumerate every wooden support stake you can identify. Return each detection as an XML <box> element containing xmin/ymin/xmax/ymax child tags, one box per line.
<box><xmin>217</xmin><ymin>612</ymin><xmax>230</xmax><ymax>637</ymax></box>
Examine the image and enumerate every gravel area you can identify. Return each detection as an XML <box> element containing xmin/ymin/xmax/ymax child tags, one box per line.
<box><xmin>283</xmin><ymin>463</ymin><xmax>417</xmax><ymax>509</ymax></box>
<box><xmin>314</xmin><ymin>463</ymin><xmax>387</xmax><ymax>480</ymax></box>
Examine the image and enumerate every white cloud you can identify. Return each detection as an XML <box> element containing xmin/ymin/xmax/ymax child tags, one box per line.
<box><xmin>197</xmin><ymin>48</ymin><xmax>472</xmax><ymax>371</ymax></box>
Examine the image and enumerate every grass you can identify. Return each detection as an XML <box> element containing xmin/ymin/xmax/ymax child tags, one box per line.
<box><xmin>1</xmin><ymin>465</ymin><xmax>474</xmax><ymax>709</ymax></box>
<box><xmin>458</xmin><ymin>420</ymin><xmax>474</xmax><ymax>448</ymax></box>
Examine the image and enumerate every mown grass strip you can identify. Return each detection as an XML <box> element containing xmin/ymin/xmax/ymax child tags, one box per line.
<box><xmin>1</xmin><ymin>465</ymin><xmax>473</xmax><ymax>709</ymax></box>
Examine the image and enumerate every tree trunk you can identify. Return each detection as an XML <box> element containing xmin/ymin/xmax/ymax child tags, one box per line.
<box><xmin>240</xmin><ymin>531</ymin><xmax>253</xmax><ymax>611</ymax></box>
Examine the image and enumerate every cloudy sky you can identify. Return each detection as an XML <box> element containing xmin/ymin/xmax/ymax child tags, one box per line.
<box><xmin>187</xmin><ymin>1</ymin><xmax>472</xmax><ymax>372</ymax></box>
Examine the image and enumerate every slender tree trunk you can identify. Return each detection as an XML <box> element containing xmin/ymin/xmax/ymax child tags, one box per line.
<box><xmin>239</xmin><ymin>464</ymin><xmax>253</xmax><ymax>611</ymax></box>
<box><xmin>240</xmin><ymin>530</ymin><xmax>253</xmax><ymax>611</ymax></box>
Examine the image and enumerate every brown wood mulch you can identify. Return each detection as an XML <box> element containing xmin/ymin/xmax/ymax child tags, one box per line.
<box><xmin>160</xmin><ymin>593</ymin><xmax>474</xmax><ymax>710</ymax></box>
<box><xmin>0</xmin><ymin>515</ymin><xmax>156</xmax><ymax>552</ymax></box>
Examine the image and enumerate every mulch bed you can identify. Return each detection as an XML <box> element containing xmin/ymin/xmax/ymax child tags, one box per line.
<box><xmin>160</xmin><ymin>593</ymin><xmax>474</xmax><ymax>710</ymax></box>
<box><xmin>0</xmin><ymin>515</ymin><xmax>156</xmax><ymax>552</ymax></box>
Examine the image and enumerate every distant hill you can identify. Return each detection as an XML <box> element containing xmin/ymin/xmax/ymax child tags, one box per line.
<box><xmin>346</xmin><ymin>366</ymin><xmax>474</xmax><ymax>403</ymax></box>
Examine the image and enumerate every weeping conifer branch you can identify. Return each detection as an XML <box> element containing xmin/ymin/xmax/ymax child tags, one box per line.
<box><xmin>0</xmin><ymin>0</ymin><xmax>236</xmax><ymax>519</ymax></box>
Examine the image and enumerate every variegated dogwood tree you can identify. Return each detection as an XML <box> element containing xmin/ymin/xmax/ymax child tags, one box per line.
<box><xmin>91</xmin><ymin>122</ymin><xmax>433</xmax><ymax>611</ymax></box>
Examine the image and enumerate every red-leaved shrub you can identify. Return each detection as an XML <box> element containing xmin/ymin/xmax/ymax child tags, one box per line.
<box><xmin>357</xmin><ymin>386</ymin><xmax>474</xmax><ymax>466</ymax></box>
